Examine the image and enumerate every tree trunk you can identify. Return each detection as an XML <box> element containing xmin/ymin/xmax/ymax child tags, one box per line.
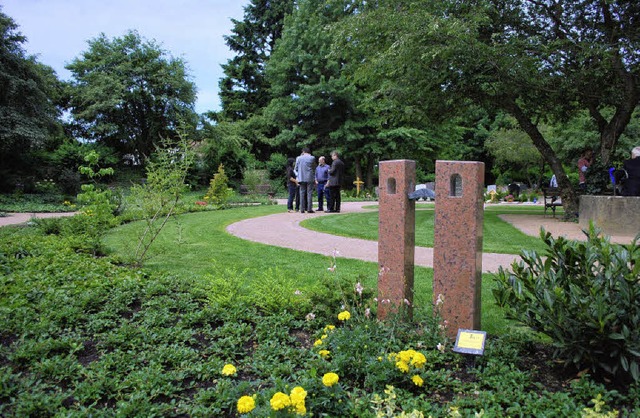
<box><xmin>506</xmin><ymin>100</ymin><xmax>579</xmax><ymax>219</ymax></box>
<box><xmin>365</xmin><ymin>156</ymin><xmax>375</xmax><ymax>189</ymax></box>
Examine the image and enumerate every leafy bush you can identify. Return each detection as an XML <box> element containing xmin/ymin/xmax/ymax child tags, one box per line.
<box><xmin>494</xmin><ymin>225</ymin><xmax>640</xmax><ymax>381</ymax></box>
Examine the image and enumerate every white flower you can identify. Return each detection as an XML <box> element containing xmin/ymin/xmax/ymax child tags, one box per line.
<box><xmin>436</xmin><ymin>294</ymin><xmax>445</xmax><ymax>306</ymax></box>
<box><xmin>437</xmin><ymin>343</ymin><xmax>445</xmax><ymax>352</ymax></box>
<box><xmin>306</xmin><ymin>312</ymin><xmax>316</xmax><ymax>321</ymax></box>
<box><xmin>294</xmin><ymin>290</ymin><xmax>302</xmax><ymax>295</ymax></box>
<box><xmin>355</xmin><ymin>282</ymin><xmax>364</xmax><ymax>295</ymax></box>
<box><xmin>364</xmin><ymin>308</ymin><xmax>371</xmax><ymax>318</ymax></box>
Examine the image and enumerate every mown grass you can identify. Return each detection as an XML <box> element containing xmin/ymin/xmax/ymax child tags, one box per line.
<box><xmin>302</xmin><ymin>204</ymin><xmax>554</xmax><ymax>254</ymax></box>
<box><xmin>105</xmin><ymin>205</ymin><xmax>518</xmax><ymax>335</ymax></box>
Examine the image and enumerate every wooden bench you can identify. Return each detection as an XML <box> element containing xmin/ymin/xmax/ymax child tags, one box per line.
<box><xmin>542</xmin><ymin>187</ymin><xmax>562</xmax><ymax>217</ymax></box>
<box><xmin>239</xmin><ymin>184</ymin><xmax>275</xmax><ymax>198</ymax></box>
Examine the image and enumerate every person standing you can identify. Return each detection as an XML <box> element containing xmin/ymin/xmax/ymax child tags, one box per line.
<box><xmin>577</xmin><ymin>149</ymin><xmax>593</xmax><ymax>191</ymax></box>
<box><xmin>294</xmin><ymin>147</ymin><xmax>316</xmax><ymax>213</ymax></box>
<box><xmin>622</xmin><ymin>146</ymin><xmax>640</xmax><ymax>196</ymax></box>
<box><xmin>325</xmin><ymin>150</ymin><xmax>345</xmax><ymax>213</ymax></box>
<box><xmin>314</xmin><ymin>156</ymin><xmax>329</xmax><ymax>211</ymax></box>
<box><xmin>286</xmin><ymin>157</ymin><xmax>299</xmax><ymax>212</ymax></box>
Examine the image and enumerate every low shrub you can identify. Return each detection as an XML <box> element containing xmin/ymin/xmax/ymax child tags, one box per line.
<box><xmin>494</xmin><ymin>225</ymin><xmax>640</xmax><ymax>382</ymax></box>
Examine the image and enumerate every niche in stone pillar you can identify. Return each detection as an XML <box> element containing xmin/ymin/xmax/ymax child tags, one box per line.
<box><xmin>387</xmin><ymin>178</ymin><xmax>397</xmax><ymax>195</ymax></box>
<box><xmin>450</xmin><ymin>174</ymin><xmax>463</xmax><ymax>197</ymax></box>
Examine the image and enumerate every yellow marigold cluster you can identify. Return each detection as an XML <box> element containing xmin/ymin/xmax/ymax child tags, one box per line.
<box><xmin>290</xmin><ymin>386</ymin><xmax>308</xmax><ymax>415</ymax></box>
<box><xmin>411</xmin><ymin>375</ymin><xmax>424</xmax><ymax>387</ymax></box>
<box><xmin>270</xmin><ymin>392</ymin><xmax>291</xmax><ymax>411</ymax></box>
<box><xmin>337</xmin><ymin>310</ymin><xmax>351</xmax><ymax>321</ymax></box>
<box><xmin>270</xmin><ymin>387</ymin><xmax>308</xmax><ymax>415</ymax></box>
<box><xmin>394</xmin><ymin>349</ymin><xmax>427</xmax><ymax>373</ymax></box>
<box><xmin>221</xmin><ymin>363</ymin><xmax>237</xmax><ymax>376</ymax></box>
<box><xmin>322</xmin><ymin>372</ymin><xmax>339</xmax><ymax>387</ymax></box>
<box><xmin>318</xmin><ymin>349</ymin><xmax>330</xmax><ymax>359</ymax></box>
<box><xmin>237</xmin><ymin>395</ymin><xmax>255</xmax><ymax>414</ymax></box>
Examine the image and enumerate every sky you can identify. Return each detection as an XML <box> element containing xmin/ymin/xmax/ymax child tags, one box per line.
<box><xmin>1</xmin><ymin>0</ymin><xmax>249</xmax><ymax>114</ymax></box>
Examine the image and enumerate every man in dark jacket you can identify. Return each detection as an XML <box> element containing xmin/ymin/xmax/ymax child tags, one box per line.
<box><xmin>622</xmin><ymin>146</ymin><xmax>640</xmax><ymax>197</ymax></box>
<box><xmin>325</xmin><ymin>150</ymin><xmax>345</xmax><ymax>213</ymax></box>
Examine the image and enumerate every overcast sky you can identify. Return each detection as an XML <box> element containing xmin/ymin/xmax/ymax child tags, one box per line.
<box><xmin>1</xmin><ymin>0</ymin><xmax>249</xmax><ymax>113</ymax></box>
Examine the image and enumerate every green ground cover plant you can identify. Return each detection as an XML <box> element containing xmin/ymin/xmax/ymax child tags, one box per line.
<box><xmin>0</xmin><ymin>193</ymin><xmax>74</xmax><ymax>213</ymax></box>
<box><xmin>302</xmin><ymin>205</ymin><xmax>549</xmax><ymax>254</ymax></box>
<box><xmin>1</xmin><ymin>205</ymin><xmax>637</xmax><ymax>416</ymax></box>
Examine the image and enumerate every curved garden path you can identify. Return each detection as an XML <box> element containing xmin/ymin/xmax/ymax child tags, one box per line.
<box><xmin>226</xmin><ymin>201</ymin><xmax>629</xmax><ymax>273</ymax></box>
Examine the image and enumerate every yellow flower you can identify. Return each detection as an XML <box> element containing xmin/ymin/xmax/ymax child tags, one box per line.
<box><xmin>322</xmin><ymin>372</ymin><xmax>339</xmax><ymax>387</ymax></box>
<box><xmin>395</xmin><ymin>360</ymin><xmax>409</xmax><ymax>373</ymax></box>
<box><xmin>411</xmin><ymin>375</ymin><xmax>424</xmax><ymax>387</ymax></box>
<box><xmin>313</xmin><ymin>339</ymin><xmax>323</xmax><ymax>347</ymax></box>
<box><xmin>397</xmin><ymin>349</ymin><xmax>416</xmax><ymax>363</ymax></box>
<box><xmin>324</xmin><ymin>324</ymin><xmax>336</xmax><ymax>332</ymax></box>
<box><xmin>411</xmin><ymin>351</ymin><xmax>427</xmax><ymax>368</ymax></box>
<box><xmin>221</xmin><ymin>363</ymin><xmax>237</xmax><ymax>376</ymax></box>
<box><xmin>337</xmin><ymin>311</ymin><xmax>351</xmax><ymax>321</ymax></box>
<box><xmin>290</xmin><ymin>386</ymin><xmax>307</xmax><ymax>415</ymax></box>
<box><xmin>318</xmin><ymin>349</ymin><xmax>330</xmax><ymax>359</ymax></box>
<box><xmin>237</xmin><ymin>395</ymin><xmax>255</xmax><ymax>414</ymax></box>
<box><xmin>270</xmin><ymin>392</ymin><xmax>291</xmax><ymax>411</ymax></box>
<box><xmin>321</xmin><ymin>334</ymin><xmax>328</xmax><ymax>339</ymax></box>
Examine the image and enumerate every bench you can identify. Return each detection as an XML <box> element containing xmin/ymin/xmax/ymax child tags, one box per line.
<box><xmin>239</xmin><ymin>184</ymin><xmax>275</xmax><ymax>198</ymax></box>
<box><xmin>542</xmin><ymin>187</ymin><xmax>562</xmax><ymax>217</ymax></box>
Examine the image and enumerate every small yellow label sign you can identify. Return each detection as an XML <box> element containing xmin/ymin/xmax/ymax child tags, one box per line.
<box><xmin>453</xmin><ymin>329</ymin><xmax>487</xmax><ymax>355</ymax></box>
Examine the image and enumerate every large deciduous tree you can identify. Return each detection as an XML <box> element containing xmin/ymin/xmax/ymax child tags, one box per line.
<box><xmin>0</xmin><ymin>9</ymin><xmax>61</xmax><ymax>190</ymax></box>
<box><xmin>340</xmin><ymin>0</ymin><xmax>640</xmax><ymax>216</ymax></box>
<box><xmin>66</xmin><ymin>31</ymin><xmax>197</xmax><ymax>163</ymax></box>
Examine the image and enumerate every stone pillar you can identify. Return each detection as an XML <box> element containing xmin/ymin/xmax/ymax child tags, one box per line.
<box><xmin>377</xmin><ymin>160</ymin><xmax>416</xmax><ymax>319</ymax></box>
<box><xmin>433</xmin><ymin>161</ymin><xmax>484</xmax><ymax>338</ymax></box>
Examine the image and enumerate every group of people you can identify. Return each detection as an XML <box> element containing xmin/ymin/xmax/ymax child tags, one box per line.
<box><xmin>286</xmin><ymin>148</ymin><xmax>345</xmax><ymax>213</ymax></box>
<box><xmin>575</xmin><ymin>146</ymin><xmax>640</xmax><ymax>196</ymax></box>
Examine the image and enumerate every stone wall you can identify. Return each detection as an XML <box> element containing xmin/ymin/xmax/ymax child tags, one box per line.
<box><xmin>579</xmin><ymin>195</ymin><xmax>640</xmax><ymax>237</ymax></box>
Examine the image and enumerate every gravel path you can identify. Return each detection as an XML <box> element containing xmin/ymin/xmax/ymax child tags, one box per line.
<box><xmin>227</xmin><ymin>201</ymin><xmax>636</xmax><ymax>273</ymax></box>
<box><xmin>0</xmin><ymin>212</ymin><xmax>77</xmax><ymax>226</ymax></box>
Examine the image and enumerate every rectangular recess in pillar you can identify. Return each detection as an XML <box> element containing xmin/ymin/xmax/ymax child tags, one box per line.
<box><xmin>433</xmin><ymin>161</ymin><xmax>485</xmax><ymax>336</ymax></box>
<box><xmin>377</xmin><ymin>160</ymin><xmax>416</xmax><ymax>319</ymax></box>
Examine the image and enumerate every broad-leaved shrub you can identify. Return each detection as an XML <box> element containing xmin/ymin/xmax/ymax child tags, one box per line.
<box><xmin>494</xmin><ymin>225</ymin><xmax>640</xmax><ymax>381</ymax></box>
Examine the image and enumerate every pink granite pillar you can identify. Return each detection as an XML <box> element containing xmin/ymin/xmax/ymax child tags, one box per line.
<box><xmin>377</xmin><ymin>160</ymin><xmax>416</xmax><ymax>319</ymax></box>
<box><xmin>433</xmin><ymin>161</ymin><xmax>484</xmax><ymax>338</ymax></box>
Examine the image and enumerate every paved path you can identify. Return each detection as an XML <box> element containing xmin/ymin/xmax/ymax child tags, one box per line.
<box><xmin>227</xmin><ymin>201</ymin><xmax>637</xmax><ymax>273</ymax></box>
<box><xmin>0</xmin><ymin>212</ymin><xmax>77</xmax><ymax>227</ymax></box>
<box><xmin>226</xmin><ymin>202</ymin><xmax>521</xmax><ymax>273</ymax></box>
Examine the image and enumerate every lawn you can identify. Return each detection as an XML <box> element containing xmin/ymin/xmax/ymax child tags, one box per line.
<box><xmin>302</xmin><ymin>203</ymin><xmax>553</xmax><ymax>254</ymax></box>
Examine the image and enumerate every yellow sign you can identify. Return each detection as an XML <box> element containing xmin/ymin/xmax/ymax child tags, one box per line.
<box><xmin>453</xmin><ymin>329</ymin><xmax>486</xmax><ymax>355</ymax></box>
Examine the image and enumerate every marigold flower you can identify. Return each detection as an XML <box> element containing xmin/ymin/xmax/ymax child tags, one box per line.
<box><xmin>237</xmin><ymin>395</ymin><xmax>255</xmax><ymax>414</ymax></box>
<box><xmin>313</xmin><ymin>339</ymin><xmax>323</xmax><ymax>347</ymax></box>
<box><xmin>395</xmin><ymin>360</ymin><xmax>409</xmax><ymax>373</ymax></box>
<box><xmin>411</xmin><ymin>352</ymin><xmax>427</xmax><ymax>368</ymax></box>
<box><xmin>290</xmin><ymin>386</ymin><xmax>307</xmax><ymax>415</ymax></box>
<box><xmin>221</xmin><ymin>364</ymin><xmax>236</xmax><ymax>376</ymax></box>
<box><xmin>270</xmin><ymin>392</ymin><xmax>291</xmax><ymax>411</ymax></box>
<box><xmin>337</xmin><ymin>310</ymin><xmax>351</xmax><ymax>321</ymax></box>
<box><xmin>412</xmin><ymin>375</ymin><xmax>424</xmax><ymax>387</ymax></box>
<box><xmin>322</xmin><ymin>372</ymin><xmax>339</xmax><ymax>387</ymax></box>
<box><xmin>324</xmin><ymin>324</ymin><xmax>335</xmax><ymax>332</ymax></box>
<box><xmin>318</xmin><ymin>349</ymin><xmax>330</xmax><ymax>359</ymax></box>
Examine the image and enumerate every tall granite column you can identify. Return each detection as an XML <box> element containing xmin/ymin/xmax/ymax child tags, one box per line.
<box><xmin>377</xmin><ymin>160</ymin><xmax>416</xmax><ymax>319</ymax></box>
<box><xmin>433</xmin><ymin>161</ymin><xmax>485</xmax><ymax>338</ymax></box>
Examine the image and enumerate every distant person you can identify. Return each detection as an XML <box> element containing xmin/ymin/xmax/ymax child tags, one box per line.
<box><xmin>549</xmin><ymin>174</ymin><xmax>558</xmax><ymax>188</ymax></box>
<box><xmin>315</xmin><ymin>156</ymin><xmax>329</xmax><ymax>211</ymax></box>
<box><xmin>325</xmin><ymin>150</ymin><xmax>345</xmax><ymax>213</ymax></box>
<box><xmin>286</xmin><ymin>157</ymin><xmax>299</xmax><ymax>213</ymax></box>
<box><xmin>577</xmin><ymin>149</ymin><xmax>593</xmax><ymax>191</ymax></box>
<box><xmin>622</xmin><ymin>146</ymin><xmax>640</xmax><ymax>197</ymax></box>
<box><xmin>294</xmin><ymin>147</ymin><xmax>316</xmax><ymax>213</ymax></box>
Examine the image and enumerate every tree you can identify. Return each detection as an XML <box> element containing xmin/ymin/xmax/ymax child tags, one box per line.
<box><xmin>0</xmin><ymin>9</ymin><xmax>62</xmax><ymax>191</ymax></box>
<box><xmin>218</xmin><ymin>0</ymin><xmax>295</xmax><ymax>122</ymax></box>
<box><xmin>66</xmin><ymin>30</ymin><xmax>197</xmax><ymax>163</ymax></box>
<box><xmin>340</xmin><ymin>0</ymin><xmax>640</xmax><ymax>217</ymax></box>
